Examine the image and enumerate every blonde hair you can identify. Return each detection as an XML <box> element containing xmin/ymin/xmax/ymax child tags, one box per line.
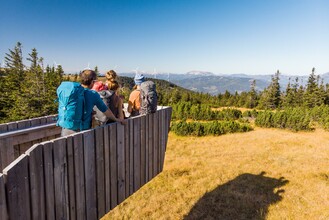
<box><xmin>108</xmin><ymin>80</ymin><xmax>120</xmax><ymax>91</ymax></box>
<box><xmin>105</xmin><ymin>70</ymin><xmax>117</xmax><ymax>82</ymax></box>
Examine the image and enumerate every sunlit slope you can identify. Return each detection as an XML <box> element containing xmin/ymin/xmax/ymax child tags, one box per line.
<box><xmin>102</xmin><ymin>128</ymin><xmax>329</xmax><ymax>219</ymax></box>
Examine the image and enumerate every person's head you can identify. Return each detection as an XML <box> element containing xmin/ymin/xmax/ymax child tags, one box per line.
<box><xmin>106</xmin><ymin>70</ymin><xmax>117</xmax><ymax>82</ymax></box>
<box><xmin>92</xmin><ymin>81</ymin><xmax>108</xmax><ymax>92</ymax></box>
<box><xmin>108</xmin><ymin>80</ymin><xmax>120</xmax><ymax>91</ymax></box>
<box><xmin>80</xmin><ymin>69</ymin><xmax>97</xmax><ymax>88</ymax></box>
<box><xmin>134</xmin><ymin>73</ymin><xmax>145</xmax><ymax>85</ymax></box>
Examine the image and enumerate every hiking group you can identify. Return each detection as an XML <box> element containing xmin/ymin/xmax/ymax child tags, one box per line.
<box><xmin>56</xmin><ymin>69</ymin><xmax>157</xmax><ymax>136</ymax></box>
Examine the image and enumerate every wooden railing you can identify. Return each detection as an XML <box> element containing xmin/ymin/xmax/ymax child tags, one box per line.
<box><xmin>0</xmin><ymin>107</ymin><xmax>172</xmax><ymax>220</ymax></box>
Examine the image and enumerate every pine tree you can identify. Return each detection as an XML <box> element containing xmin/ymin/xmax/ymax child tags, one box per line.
<box><xmin>258</xmin><ymin>70</ymin><xmax>281</xmax><ymax>109</ymax></box>
<box><xmin>304</xmin><ymin>67</ymin><xmax>319</xmax><ymax>108</ymax></box>
<box><xmin>4</xmin><ymin>42</ymin><xmax>26</xmax><ymax>120</ymax></box>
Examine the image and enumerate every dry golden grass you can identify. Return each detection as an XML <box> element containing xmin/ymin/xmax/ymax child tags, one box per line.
<box><xmin>102</xmin><ymin>128</ymin><xmax>329</xmax><ymax>220</ymax></box>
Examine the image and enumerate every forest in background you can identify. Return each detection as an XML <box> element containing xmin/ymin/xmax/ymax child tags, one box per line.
<box><xmin>2</xmin><ymin>42</ymin><xmax>329</xmax><ymax>133</ymax></box>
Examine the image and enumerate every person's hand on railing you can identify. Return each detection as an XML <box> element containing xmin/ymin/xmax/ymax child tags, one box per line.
<box><xmin>117</xmin><ymin>118</ymin><xmax>127</xmax><ymax>125</ymax></box>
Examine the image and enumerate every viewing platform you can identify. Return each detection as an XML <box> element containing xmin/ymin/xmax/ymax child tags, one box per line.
<box><xmin>0</xmin><ymin>106</ymin><xmax>172</xmax><ymax>220</ymax></box>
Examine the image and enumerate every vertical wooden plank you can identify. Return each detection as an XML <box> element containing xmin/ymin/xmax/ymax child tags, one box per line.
<box><xmin>66</xmin><ymin>136</ymin><xmax>76</xmax><ymax>220</ymax></box>
<box><xmin>53</xmin><ymin>138</ymin><xmax>69</xmax><ymax>220</ymax></box>
<box><xmin>0</xmin><ymin>124</ymin><xmax>8</xmax><ymax>133</ymax></box>
<box><xmin>3</xmin><ymin>154</ymin><xmax>31</xmax><ymax>220</ymax></box>
<box><xmin>109</xmin><ymin>123</ymin><xmax>118</xmax><ymax>209</ymax></box>
<box><xmin>0</xmin><ymin>138</ymin><xmax>14</xmax><ymax>172</ymax></box>
<box><xmin>73</xmin><ymin>133</ymin><xmax>86</xmax><ymax>220</ymax></box>
<box><xmin>39</xmin><ymin>117</ymin><xmax>47</xmax><ymax>126</ymax></box>
<box><xmin>159</xmin><ymin>110</ymin><xmax>165</xmax><ymax>172</ymax></box>
<box><xmin>95</xmin><ymin>126</ymin><xmax>105</xmax><ymax>218</ymax></box>
<box><xmin>117</xmin><ymin>123</ymin><xmax>125</xmax><ymax>204</ymax></box>
<box><xmin>104</xmin><ymin>126</ymin><xmax>111</xmax><ymax>212</ymax></box>
<box><xmin>140</xmin><ymin>116</ymin><xmax>146</xmax><ymax>186</ymax></box>
<box><xmin>0</xmin><ymin>174</ymin><xmax>8</xmax><ymax>220</ymax></box>
<box><xmin>153</xmin><ymin>111</ymin><xmax>159</xmax><ymax>176</ymax></box>
<box><xmin>83</xmin><ymin>130</ymin><xmax>97</xmax><ymax>220</ymax></box>
<box><xmin>26</xmin><ymin>144</ymin><xmax>46</xmax><ymax>220</ymax></box>
<box><xmin>124</xmin><ymin>119</ymin><xmax>130</xmax><ymax>198</ymax></box>
<box><xmin>6</xmin><ymin>122</ymin><xmax>17</xmax><ymax>132</ymax></box>
<box><xmin>129</xmin><ymin>119</ymin><xmax>134</xmax><ymax>195</ymax></box>
<box><xmin>133</xmin><ymin>117</ymin><xmax>141</xmax><ymax>192</ymax></box>
<box><xmin>30</xmin><ymin>118</ymin><xmax>41</xmax><ymax>127</ymax></box>
<box><xmin>145</xmin><ymin>114</ymin><xmax>149</xmax><ymax>182</ymax></box>
<box><xmin>17</xmin><ymin>119</ymin><xmax>31</xmax><ymax>130</ymax></box>
<box><xmin>148</xmin><ymin>113</ymin><xmax>154</xmax><ymax>180</ymax></box>
<box><xmin>43</xmin><ymin>141</ymin><xmax>55</xmax><ymax>220</ymax></box>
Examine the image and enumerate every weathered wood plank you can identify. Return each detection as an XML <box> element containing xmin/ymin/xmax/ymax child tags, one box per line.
<box><xmin>140</xmin><ymin>115</ymin><xmax>146</xmax><ymax>186</ymax></box>
<box><xmin>0</xmin><ymin>124</ymin><xmax>8</xmax><ymax>133</ymax></box>
<box><xmin>43</xmin><ymin>141</ymin><xmax>55</xmax><ymax>220</ymax></box>
<box><xmin>0</xmin><ymin>174</ymin><xmax>8</xmax><ymax>220</ymax></box>
<box><xmin>30</xmin><ymin>118</ymin><xmax>41</xmax><ymax>127</ymax></box>
<box><xmin>117</xmin><ymin>123</ymin><xmax>125</xmax><ymax>204</ymax></box>
<box><xmin>17</xmin><ymin>119</ymin><xmax>31</xmax><ymax>130</ymax></box>
<box><xmin>53</xmin><ymin>138</ymin><xmax>69</xmax><ymax>220</ymax></box>
<box><xmin>95</xmin><ymin>126</ymin><xmax>105</xmax><ymax>218</ymax></box>
<box><xmin>6</xmin><ymin>122</ymin><xmax>17</xmax><ymax>132</ymax></box>
<box><xmin>104</xmin><ymin>126</ymin><xmax>111</xmax><ymax>212</ymax></box>
<box><xmin>129</xmin><ymin>119</ymin><xmax>134</xmax><ymax>195</ymax></box>
<box><xmin>153</xmin><ymin>112</ymin><xmax>159</xmax><ymax>176</ymax></box>
<box><xmin>0</xmin><ymin>138</ymin><xmax>14</xmax><ymax>174</ymax></box>
<box><xmin>124</xmin><ymin>119</ymin><xmax>130</xmax><ymax>198</ymax></box>
<box><xmin>148</xmin><ymin>113</ymin><xmax>154</xmax><ymax>180</ymax></box>
<box><xmin>83</xmin><ymin>130</ymin><xmax>97</xmax><ymax>220</ymax></box>
<box><xmin>159</xmin><ymin>110</ymin><xmax>165</xmax><ymax>172</ymax></box>
<box><xmin>26</xmin><ymin>144</ymin><xmax>46</xmax><ymax>220</ymax></box>
<box><xmin>133</xmin><ymin>117</ymin><xmax>141</xmax><ymax>191</ymax></box>
<box><xmin>3</xmin><ymin>154</ymin><xmax>31</xmax><ymax>220</ymax></box>
<box><xmin>73</xmin><ymin>133</ymin><xmax>86</xmax><ymax>220</ymax></box>
<box><xmin>109</xmin><ymin>123</ymin><xmax>118</xmax><ymax>209</ymax></box>
<box><xmin>66</xmin><ymin>135</ymin><xmax>76</xmax><ymax>220</ymax></box>
<box><xmin>145</xmin><ymin>114</ymin><xmax>149</xmax><ymax>182</ymax></box>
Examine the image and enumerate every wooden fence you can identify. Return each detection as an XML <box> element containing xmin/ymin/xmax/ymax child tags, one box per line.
<box><xmin>0</xmin><ymin>115</ymin><xmax>57</xmax><ymax>133</ymax></box>
<box><xmin>0</xmin><ymin>107</ymin><xmax>172</xmax><ymax>220</ymax></box>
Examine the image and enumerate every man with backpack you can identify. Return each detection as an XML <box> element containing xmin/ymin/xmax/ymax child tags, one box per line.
<box><xmin>57</xmin><ymin>69</ymin><xmax>125</xmax><ymax>136</ymax></box>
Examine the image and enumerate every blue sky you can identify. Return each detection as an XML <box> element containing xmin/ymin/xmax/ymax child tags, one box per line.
<box><xmin>0</xmin><ymin>0</ymin><xmax>328</xmax><ymax>75</ymax></box>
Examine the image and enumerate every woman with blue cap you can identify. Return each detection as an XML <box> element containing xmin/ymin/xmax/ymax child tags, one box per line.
<box><xmin>128</xmin><ymin>73</ymin><xmax>145</xmax><ymax>116</ymax></box>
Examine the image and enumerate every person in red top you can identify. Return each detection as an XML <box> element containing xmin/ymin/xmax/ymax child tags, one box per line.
<box><xmin>128</xmin><ymin>73</ymin><xmax>145</xmax><ymax>116</ymax></box>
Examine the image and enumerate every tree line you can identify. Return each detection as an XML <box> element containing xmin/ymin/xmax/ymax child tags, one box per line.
<box><xmin>1</xmin><ymin>42</ymin><xmax>329</xmax><ymax>134</ymax></box>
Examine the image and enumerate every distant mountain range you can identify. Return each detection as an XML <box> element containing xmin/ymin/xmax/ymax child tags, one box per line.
<box><xmin>118</xmin><ymin>71</ymin><xmax>329</xmax><ymax>95</ymax></box>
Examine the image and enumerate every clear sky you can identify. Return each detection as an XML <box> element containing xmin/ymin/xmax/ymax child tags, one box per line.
<box><xmin>0</xmin><ymin>0</ymin><xmax>328</xmax><ymax>75</ymax></box>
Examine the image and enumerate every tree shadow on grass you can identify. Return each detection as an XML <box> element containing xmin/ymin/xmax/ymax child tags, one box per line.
<box><xmin>184</xmin><ymin>172</ymin><xmax>289</xmax><ymax>220</ymax></box>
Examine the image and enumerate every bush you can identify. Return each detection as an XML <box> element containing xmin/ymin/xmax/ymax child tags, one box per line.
<box><xmin>171</xmin><ymin>120</ymin><xmax>253</xmax><ymax>136</ymax></box>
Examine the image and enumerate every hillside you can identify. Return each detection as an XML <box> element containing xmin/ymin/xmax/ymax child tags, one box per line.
<box><xmin>102</xmin><ymin>128</ymin><xmax>329</xmax><ymax>219</ymax></box>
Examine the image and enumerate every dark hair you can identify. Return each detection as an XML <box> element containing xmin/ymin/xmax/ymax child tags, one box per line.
<box><xmin>80</xmin><ymin>69</ymin><xmax>97</xmax><ymax>86</ymax></box>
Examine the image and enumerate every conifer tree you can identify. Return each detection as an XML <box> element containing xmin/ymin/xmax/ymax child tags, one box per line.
<box><xmin>304</xmin><ymin>68</ymin><xmax>320</xmax><ymax>108</ymax></box>
<box><xmin>258</xmin><ymin>70</ymin><xmax>281</xmax><ymax>109</ymax></box>
<box><xmin>4</xmin><ymin>42</ymin><xmax>26</xmax><ymax>120</ymax></box>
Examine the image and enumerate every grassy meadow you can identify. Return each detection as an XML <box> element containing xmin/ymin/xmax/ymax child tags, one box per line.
<box><xmin>102</xmin><ymin>128</ymin><xmax>329</xmax><ymax>219</ymax></box>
